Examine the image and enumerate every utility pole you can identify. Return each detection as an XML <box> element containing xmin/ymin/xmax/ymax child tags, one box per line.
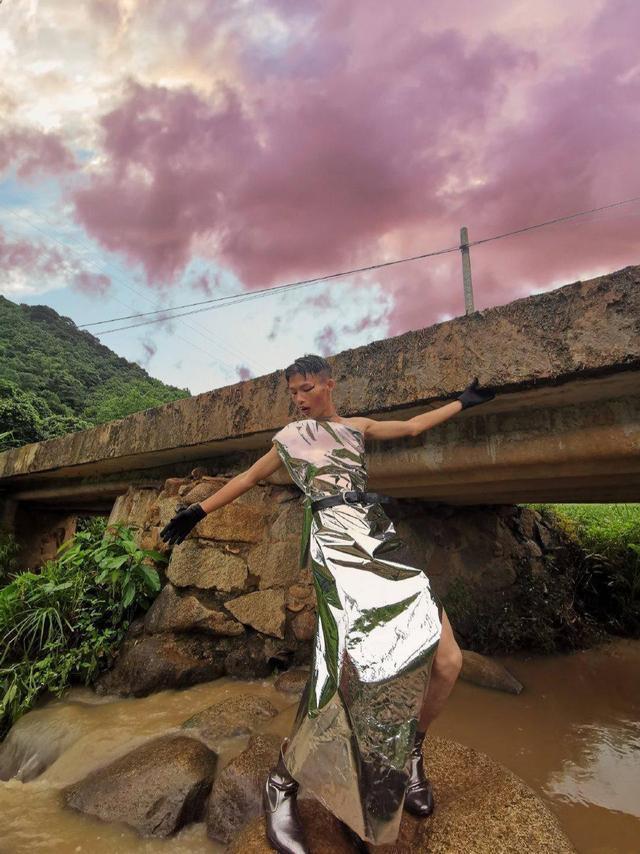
<box><xmin>460</xmin><ymin>226</ymin><xmax>474</xmax><ymax>314</ymax></box>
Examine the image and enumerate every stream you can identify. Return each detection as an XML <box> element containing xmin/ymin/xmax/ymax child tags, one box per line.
<box><xmin>0</xmin><ymin>637</ymin><xmax>638</xmax><ymax>853</ymax></box>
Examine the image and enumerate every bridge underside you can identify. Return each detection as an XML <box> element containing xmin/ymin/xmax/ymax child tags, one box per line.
<box><xmin>2</xmin><ymin>370</ymin><xmax>638</xmax><ymax>514</ymax></box>
<box><xmin>2</xmin><ymin>265</ymin><xmax>639</xmax><ymax>534</ymax></box>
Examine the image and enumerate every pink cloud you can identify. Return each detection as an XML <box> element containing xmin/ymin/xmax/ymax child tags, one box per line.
<box><xmin>63</xmin><ymin>0</ymin><xmax>639</xmax><ymax>338</ymax></box>
<box><xmin>0</xmin><ymin>227</ymin><xmax>67</xmax><ymax>277</ymax></box>
<box><xmin>69</xmin><ymin>14</ymin><xmax>531</xmax><ymax>291</ymax></box>
<box><xmin>0</xmin><ymin>127</ymin><xmax>76</xmax><ymax>180</ymax></box>
<box><xmin>71</xmin><ymin>270</ymin><xmax>112</xmax><ymax>297</ymax></box>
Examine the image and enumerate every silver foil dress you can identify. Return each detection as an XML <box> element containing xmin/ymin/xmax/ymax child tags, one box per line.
<box><xmin>271</xmin><ymin>417</ymin><xmax>442</xmax><ymax>846</ymax></box>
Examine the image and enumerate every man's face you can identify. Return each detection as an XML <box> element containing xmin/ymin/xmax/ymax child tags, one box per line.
<box><xmin>287</xmin><ymin>372</ymin><xmax>335</xmax><ymax>416</ymax></box>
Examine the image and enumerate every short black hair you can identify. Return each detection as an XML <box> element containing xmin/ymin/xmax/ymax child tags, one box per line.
<box><xmin>284</xmin><ymin>353</ymin><xmax>332</xmax><ymax>382</ymax></box>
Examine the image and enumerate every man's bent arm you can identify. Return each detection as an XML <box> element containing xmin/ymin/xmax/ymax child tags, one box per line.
<box><xmin>198</xmin><ymin>445</ymin><xmax>283</xmax><ymax>514</ymax></box>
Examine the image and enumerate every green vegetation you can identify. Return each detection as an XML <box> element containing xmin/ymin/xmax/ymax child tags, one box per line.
<box><xmin>0</xmin><ymin>296</ymin><xmax>191</xmax><ymax>451</ymax></box>
<box><xmin>0</xmin><ymin>531</ymin><xmax>20</xmax><ymax>585</ymax></box>
<box><xmin>0</xmin><ymin>520</ymin><xmax>167</xmax><ymax>738</ymax></box>
<box><xmin>444</xmin><ymin>503</ymin><xmax>640</xmax><ymax>655</ymax></box>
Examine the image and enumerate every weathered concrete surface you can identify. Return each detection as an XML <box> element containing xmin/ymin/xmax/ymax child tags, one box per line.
<box><xmin>0</xmin><ymin>264</ymin><xmax>638</xmax><ymax>507</ymax></box>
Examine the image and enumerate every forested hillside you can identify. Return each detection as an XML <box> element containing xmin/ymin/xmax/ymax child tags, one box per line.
<box><xmin>0</xmin><ymin>295</ymin><xmax>191</xmax><ymax>451</ymax></box>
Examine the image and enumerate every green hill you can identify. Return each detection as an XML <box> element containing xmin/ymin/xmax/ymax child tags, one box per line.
<box><xmin>0</xmin><ymin>295</ymin><xmax>191</xmax><ymax>451</ymax></box>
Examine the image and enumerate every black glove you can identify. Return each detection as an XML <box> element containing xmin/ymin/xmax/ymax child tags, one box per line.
<box><xmin>457</xmin><ymin>377</ymin><xmax>495</xmax><ymax>410</ymax></box>
<box><xmin>160</xmin><ymin>502</ymin><xmax>207</xmax><ymax>545</ymax></box>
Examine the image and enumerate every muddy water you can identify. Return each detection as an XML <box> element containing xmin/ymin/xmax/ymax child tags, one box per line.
<box><xmin>0</xmin><ymin>638</ymin><xmax>638</xmax><ymax>854</ymax></box>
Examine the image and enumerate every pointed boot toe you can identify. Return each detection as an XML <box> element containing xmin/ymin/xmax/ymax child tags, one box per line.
<box><xmin>262</xmin><ymin>739</ymin><xmax>310</xmax><ymax>854</ymax></box>
<box><xmin>403</xmin><ymin>730</ymin><xmax>435</xmax><ymax>818</ymax></box>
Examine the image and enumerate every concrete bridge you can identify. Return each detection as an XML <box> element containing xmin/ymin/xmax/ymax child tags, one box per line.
<box><xmin>1</xmin><ymin>263</ymin><xmax>639</xmax><ymax>566</ymax></box>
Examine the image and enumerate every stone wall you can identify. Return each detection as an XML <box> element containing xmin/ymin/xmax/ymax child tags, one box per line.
<box><xmin>98</xmin><ymin>473</ymin><xmax>567</xmax><ymax>695</ymax></box>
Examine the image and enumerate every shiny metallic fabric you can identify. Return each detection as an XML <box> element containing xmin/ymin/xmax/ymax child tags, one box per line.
<box><xmin>272</xmin><ymin>418</ymin><xmax>442</xmax><ymax>846</ymax></box>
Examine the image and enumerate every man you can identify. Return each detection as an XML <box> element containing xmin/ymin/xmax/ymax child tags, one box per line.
<box><xmin>161</xmin><ymin>354</ymin><xmax>494</xmax><ymax>852</ymax></box>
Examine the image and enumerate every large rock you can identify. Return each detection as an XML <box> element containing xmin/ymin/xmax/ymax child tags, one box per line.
<box><xmin>460</xmin><ymin>649</ymin><xmax>524</xmax><ymax>694</ymax></box>
<box><xmin>269</xmin><ymin>499</ymin><xmax>305</xmax><ymax>538</ymax></box>
<box><xmin>247</xmin><ymin>538</ymin><xmax>301</xmax><ymax>589</ymax></box>
<box><xmin>167</xmin><ymin>540</ymin><xmax>248</xmax><ymax>592</ymax></box>
<box><xmin>63</xmin><ymin>735</ymin><xmax>217</xmax><ymax>838</ymax></box>
<box><xmin>97</xmin><ymin>629</ymin><xmax>284</xmax><ymax>695</ymax></box>
<box><xmin>274</xmin><ymin>667</ymin><xmax>310</xmax><ymax>695</ymax></box>
<box><xmin>95</xmin><ymin>633</ymin><xmax>234</xmax><ymax>696</ymax></box>
<box><xmin>227</xmin><ymin>736</ymin><xmax>576</xmax><ymax>853</ymax></box>
<box><xmin>224</xmin><ymin>633</ymin><xmax>276</xmax><ymax>679</ymax></box>
<box><xmin>182</xmin><ymin>694</ymin><xmax>279</xmax><ymax>749</ymax></box>
<box><xmin>0</xmin><ymin>701</ymin><xmax>92</xmax><ymax>782</ymax></box>
<box><xmin>194</xmin><ymin>503</ymin><xmax>268</xmax><ymax>543</ymax></box>
<box><xmin>225</xmin><ymin>588</ymin><xmax>286</xmax><ymax>638</ymax></box>
<box><xmin>144</xmin><ymin>583</ymin><xmax>245</xmax><ymax>636</ymax></box>
<box><xmin>206</xmin><ymin>733</ymin><xmax>283</xmax><ymax>844</ymax></box>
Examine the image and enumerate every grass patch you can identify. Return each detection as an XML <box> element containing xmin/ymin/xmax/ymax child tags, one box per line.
<box><xmin>0</xmin><ymin>521</ymin><xmax>167</xmax><ymax>738</ymax></box>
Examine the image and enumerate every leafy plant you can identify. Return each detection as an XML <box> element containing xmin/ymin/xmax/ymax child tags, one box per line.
<box><xmin>0</xmin><ymin>531</ymin><xmax>20</xmax><ymax>584</ymax></box>
<box><xmin>0</xmin><ymin>521</ymin><xmax>167</xmax><ymax>737</ymax></box>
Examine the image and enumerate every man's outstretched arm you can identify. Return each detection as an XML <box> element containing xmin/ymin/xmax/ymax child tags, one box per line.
<box><xmin>160</xmin><ymin>445</ymin><xmax>283</xmax><ymax>544</ymax></box>
<box><xmin>356</xmin><ymin>377</ymin><xmax>495</xmax><ymax>441</ymax></box>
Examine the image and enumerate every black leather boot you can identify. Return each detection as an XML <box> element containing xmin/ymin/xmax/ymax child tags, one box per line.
<box><xmin>263</xmin><ymin>737</ymin><xmax>310</xmax><ymax>854</ymax></box>
<box><xmin>403</xmin><ymin>729</ymin><xmax>435</xmax><ymax>817</ymax></box>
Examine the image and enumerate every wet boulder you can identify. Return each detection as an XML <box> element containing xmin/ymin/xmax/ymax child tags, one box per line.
<box><xmin>0</xmin><ymin>701</ymin><xmax>93</xmax><ymax>782</ymax></box>
<box><xmin>206</xmin><ymin>732</ymin><xmax>284</xmax><ymax>844</ymax></box>
<box><xmin>63</xmin><ymin>734</ymin><xmax>217</xmax><ymax>838</ymax></box>
<box><xmin>94</xmin><ymin>633</ymin><xmax>234</xmax><ymax>696</ymax></box>
<box><xmin>227</xmin><ymin>736</ymin><xmax>576</xmax><ymax>853</ymax></box>
<box><xmin>460</xmin><ymin>649</ymin><xmax>524</xmax><ymax>694</ymax></box>
<box><xmin>274</xmin><ymin>667</ymin><xmax>310</xmax><ymax>695</ymax></box>
<box><xmin>182</xmin><ymin>694</ymin><xmax>279</xmax><ymax>750</ymax></box>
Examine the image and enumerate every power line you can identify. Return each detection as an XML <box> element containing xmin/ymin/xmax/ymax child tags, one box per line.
<box><xmin>79</xmin><ymin>242</ymin><xmax>462</xmax><ymax>330</ymax></box>
<box><xmin>85</xmin><ymin>192</ymin><xmax>640</xmax><ymax>335</ymax></box>
<box><xmin>467</xmin><ymin>194</ymin><xmax>640</xmax><ymax>247</ymax></box>
<box><xmin>0</xmin><ymin>204</ymin><xmax>262</xmax><ymax>372</ymax></box>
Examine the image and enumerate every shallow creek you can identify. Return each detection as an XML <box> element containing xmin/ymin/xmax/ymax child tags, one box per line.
<box><xmin>0</xmin><ymin>638</ymin><xmax>638</xmax><ymax>854</ymax></box>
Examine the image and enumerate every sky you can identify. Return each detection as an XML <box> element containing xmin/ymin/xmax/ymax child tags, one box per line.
<box><xmin>0</xmin><ymin>0</ymin><xmax>638</xmax><ymax>395</ymax></box>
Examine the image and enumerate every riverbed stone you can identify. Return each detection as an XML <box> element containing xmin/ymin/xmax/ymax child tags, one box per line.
<box><xmin>274</xmin><ymin>667</ymin><xmax>310</xmax><ymax>695</ymax></box>
<box><xmin>227</xmin><ymin>736</ymin><xmax>575</xmax><ymax>853</ymax></box>
<box><xmin>0</xmin><ymin>702</ymin><xmax>93</xmax><ymax>783</ymax></box>
<box><xmin>95</xmin><ymin>634</ymin><xmax>233</xmax><ymax>696</ymax></box>
<box><xmin>167</xmin><ymin>540</ymin><xmax>248</xmax><ymax>592</ymax></box>
<box><xmin>182</xmin><ymin>695</ymin><xmax>279</xmax><ymax>749</ymax></box>
<box><xmin>459</xmin><ymin>650</ymin><xmax>524</xmax><ymax>694</ymax></box>
<box><xmin>247</xmin><ymin>539</ymin><xmax>301</xmax><ymax>588</ymax></box>
<box><xmin>144</xmin><ymin>583</ymin><xmax>245</xmax><ymax>636</ymax></box>
<box><xmin>206</xmin><ymin>733</ymin><xmax>283</xmax><ymax>844</ymax></box>
<box><xmin>63</xmin><ymin>734</ymin><xmax>217</xmax><ymax>838</ymax></box>
<box><xmin>225</xmin><ymin>588</ymin><xmax>286</xmax><ymax>638</ymax></box>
